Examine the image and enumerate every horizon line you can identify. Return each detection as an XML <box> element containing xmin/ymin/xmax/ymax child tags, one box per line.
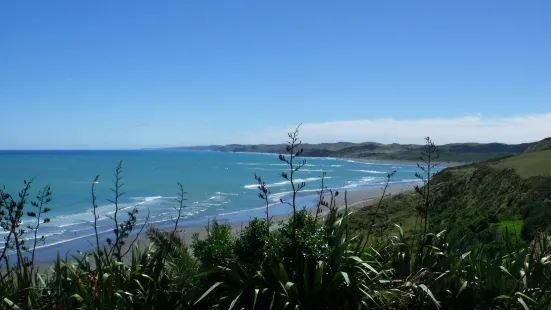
<box><xmin>0</xmin><ymin>139</ymin><xmax>537</xmax><ymax>152</ymax></box>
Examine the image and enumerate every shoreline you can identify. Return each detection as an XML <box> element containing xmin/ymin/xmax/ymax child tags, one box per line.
<box><xmin>123</xmin><ymin>182</ymin><xmax>416</xmax><ymax>253</ymax></box>
<box><xmin>9</xmin><ymin>151</ymin><xmax>428</xmax><ymax>269</ymax></box>
<box><xmin>29</xmin><ymin>182</ymin><xmax>414</xmax><ymax>271</ymax></box>
<box><xmin>26</xmin><ymin>163</ymin><xmax>420</xmax><ymax>265</ymax></box>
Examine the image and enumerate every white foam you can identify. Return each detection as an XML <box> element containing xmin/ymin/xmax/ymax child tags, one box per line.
<box><xmin>69</xmin><ymin>226</ymin><xmax>96</xmax><ymax>233</ymax></box>
<box><xmin>269</xmin><ymin>191</ymin><xmax>291</xmax><ymax>202</ymax></box>
<box><xmin>294</xmin><ymin>177</ymin><xmax>330</xmax><ymax>183</ymax></box>
<box><xmin>343</xmin><ymin>177</ymin><xmax>379</xmax><ymax>189</ymax></box>
<box><xmin>216</xmin><ymin>205</ymin><xmax>267</xmax><ymax>216</ymax></box>
<box><xmin>343</xmin><ymin>177</ymin><xmax>421</xmax><ymax>189</ymax></box>
<box><xmin>49</xmin><ymin>196</ymin><xmax>166</xmax><ymax>235</ymax></box>
<box><xmin>137</xmin><ymin>196</ymin><xmax>163</xmax><ymax>204</ymax></box>
<box><xmin>58</xmin><ymin>222</ymin><xmax>89</xmax><ymax>228</ymax></box>
<box><xmin>268</xmin><ymin>189</ymin><xmax>320</xmax><ymax>203</ymax></box>
<box><xmin>215</xmin><ymin>192</ymin><xmax>238</xmax><ymax>196</ymax></box>
<box><xmin>388</xmin><ymin>179</ymin><xmax>420</xmax><ymax>184</ymax></box>
<box><xmin>33</xmin><ymin>229</ymin><xmax>113</xmax><ymax>250</ymax></box>
<box><xmin>21</xmin><ymin>230</ymin><xmax>67</xmax><ymax>241</ymax></box>
<box><xmin>243</xmin><ymin>177</ymin><xmax>330</xmax><ymax>190</ymax></box>
<box><xmin>351</xmin><ymin>169</ymin><xmax>387</xmax><ymax>174</ymax></box>
<box><xmin>246</xmin><ymin>167</ymin><xmax>279</xmax><ymax>171</ymax></box>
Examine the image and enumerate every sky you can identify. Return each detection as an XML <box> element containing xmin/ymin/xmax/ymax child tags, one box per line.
<box><xmin>1</xmin><ymin>1</ymin><xmax>550</xmax><ymax>149</ymax></box>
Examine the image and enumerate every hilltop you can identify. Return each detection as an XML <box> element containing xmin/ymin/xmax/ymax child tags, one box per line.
<box><xmin>170</xmin><ymin>141</ymin><xmax>535</xmax><ymax>163</ymax></box>
<box><xmin>349</xmin><ymin>138</ymin><xmax>551</xmax><ymax>239</ymax></box>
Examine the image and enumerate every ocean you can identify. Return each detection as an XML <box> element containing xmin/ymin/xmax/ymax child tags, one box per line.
<box><xmin>0</xmin><ymin>150</ymin><xmax>437</xmax><ymax>261</ymax></box>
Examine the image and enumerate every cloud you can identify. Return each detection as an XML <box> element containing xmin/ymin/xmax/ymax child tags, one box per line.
<box><xmin>236</xmin><ymin>113</ymin><xmax>551</xmax><ymax>145</ymax></box>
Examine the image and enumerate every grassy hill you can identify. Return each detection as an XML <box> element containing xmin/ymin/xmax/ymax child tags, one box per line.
<box><xmin>492</xmin><ymin>148</ymin><xmax>551</xmax><ymax>178</ymax></box>
<box><xmin>522</xmin><ymin>137</ymin><xmax>551</xmax><ymax>154</ymax></box>
<box><xmin>349</xmin><ymin>139</ymin><xmax>551</xmax><ymax>239</ymax></box>
<box><xmin>171</xmin><ymin>141</ymin><xmax>534</xmax><ymax>163</ymax></box>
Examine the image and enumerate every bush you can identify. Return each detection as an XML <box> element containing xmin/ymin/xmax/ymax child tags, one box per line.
<box><xmin>272</xmin><ymin>209</ymin><xmax>329</xmax><ymax>264</ymax></box>
<box><xmin>522</xmin><ymin>200</ymin><xmax>551</xmax><ymax>240</ymax></box>
<box><xmin>234</xmin><ymin>218</ymin><xmax>270</xmax><ymax>266</ymax></box>
<box><xmin>191</xmin><ymin>219</ymin><xmax>236</xmax><ymax>268</ymax></box>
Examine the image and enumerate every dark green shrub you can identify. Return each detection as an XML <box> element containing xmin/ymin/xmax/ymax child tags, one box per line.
<box><xmin>191</xmin><ymin>219</ymin><xmax>236</xmax><ymax>268</ymax></box>
<box><xmin>522</xmin><ymin>200</ymin><xmax>551</xmax><ymax>240</ymax></box>
<box><xmin>272</xmin><ymin>209</ymin><xmax>328</xmax><ymax>264</ymax></box>
<box><xmin>234</xmin><ymin>218</ymin><xmax>270</xmax><ymax>266</ymax></box>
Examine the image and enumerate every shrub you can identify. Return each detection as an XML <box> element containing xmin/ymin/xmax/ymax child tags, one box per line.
<box><xmin>191</xmin><ymin>219</ymin><xmax>236</xmax><ymax>269</ymax></box>
<box><xmin>234</xmin><ymin>218</ymin><xmax>270</xmax><ymax>266</ymax></box>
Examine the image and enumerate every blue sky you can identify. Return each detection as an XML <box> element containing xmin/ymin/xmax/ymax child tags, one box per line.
<box><xmin>1</xmin><ymin>1</ymin><xmax>550</xmax><ymax>149</ymax></box>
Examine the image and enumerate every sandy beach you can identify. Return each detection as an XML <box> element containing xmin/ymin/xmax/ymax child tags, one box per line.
<box><xmin>28</xmin><ymin>182</ymin><xmax>414</xmax><ymax>272</ymax></box>
<box><xmin>156</xmin><ymin>182</ymin><xmax>415</xmax><ymax>246</ymax></box>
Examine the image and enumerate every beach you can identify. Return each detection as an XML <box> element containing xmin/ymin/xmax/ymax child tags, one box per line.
<box><xmin>128</xmin><ymin>182</ymin><xmax>415</xmax><ymax>251</ymax></box>
<box><xmin>28</xmin><ymin>182</ymin><xmax>414</xmax><ymax>272</ymax></box>
<box><xmin>0</xmin><ymin>150</ymin><xmax>436</xmax><ymax>270</ymax></box>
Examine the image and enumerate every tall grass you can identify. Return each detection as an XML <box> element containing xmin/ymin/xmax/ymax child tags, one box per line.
<box><xmin>1</xmin><ymin>130</ymin><xmax>550</xmax><ymax>309</ymax></box>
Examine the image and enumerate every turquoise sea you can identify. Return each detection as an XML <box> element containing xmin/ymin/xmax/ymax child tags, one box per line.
<box><xmin>0</xmin><ymin>150</ymin><xmax>437</xmax><ymax>261</ymax></box>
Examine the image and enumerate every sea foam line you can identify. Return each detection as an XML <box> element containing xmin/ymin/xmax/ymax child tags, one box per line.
<box><xmin>243</xmin><ymin>177</ymin><xmax>331</xmax><ymax>190</ymax></box>
<box><xmin>351</xmin><ymin>169</ymin><xmax>387</xmax><ymax>174</ymax></box>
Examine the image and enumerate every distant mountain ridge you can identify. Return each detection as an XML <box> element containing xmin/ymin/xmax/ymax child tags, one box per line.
<box><xmin>168</xmin><ymin>141</ymin><xmax>536</xmax><ymax>163</ymax></box>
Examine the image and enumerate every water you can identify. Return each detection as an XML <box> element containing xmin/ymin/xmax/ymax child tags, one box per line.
<box><xmin>0</xmin><ymin>150</ymin><xmax>434</xmax><ymax>261</ymax></box>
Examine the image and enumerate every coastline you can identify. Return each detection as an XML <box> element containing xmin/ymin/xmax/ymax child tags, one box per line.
<box><xmin>31</xmin><ymin>182</ymin><xmax>414</xmax><ymax>271</ymax></box>
<box><xmin>18</xmin><ymin>151</ymin><xmax>428</xmax><ymax>270</ymax></box>
<box><xmin>128</xmin><ymin>182</ymin><xmax>415</xmax><ymax>251</ymax></box>
<box><xmin>25</xmin><ymin>153</ymin><xmax>422</xmax><ymax>266</ymax></box>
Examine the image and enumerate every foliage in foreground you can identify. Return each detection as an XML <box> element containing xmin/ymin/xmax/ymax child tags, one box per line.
<box><xmin>1</xmin><ymin>130</ymin><xmax>551</xmax><ymax>309</ymax></box>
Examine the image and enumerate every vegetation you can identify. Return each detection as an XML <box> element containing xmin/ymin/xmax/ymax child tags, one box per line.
<box><xmin>350</xmin><ymin>140</ymin><xmax>551</xmax><ymax>242</ymax></box>
<box><xmin>1</xmin><ymin>130</ymin><xmax>551</xmax><ymax>309</ymax></box>
<box><xmin>172</xmin><ymin>140</ymin><xmax>536</xmax><ymax>163</ymax></box>
<box><xmin>493</xmin><ymin>149</ymin><xmax>551</xmax><ymax>178</ymax></box>
<box><xmin>523</xmin><ymin>138</ymin><xmax>551</xmax><ymax>154</ymax></box>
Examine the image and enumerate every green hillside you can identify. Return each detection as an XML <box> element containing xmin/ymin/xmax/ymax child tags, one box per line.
<box><xmin>493</xmin><ymin>149</ymin><xmax>551</xmax><ymax>178</ymax></box>
<box><xmin>522</xmin><ymin>137</ymin><xmax>551</xmax><ymax>154</ymax></box>
<box><xmin>349</xmin><ymin>140</ymin><xmax>551</xmax><ymax>239</ymax></box>
<box><xmin>172</xmin><ymin>141</ymin><xmax>535</xmax><ymax>163</ymax></box>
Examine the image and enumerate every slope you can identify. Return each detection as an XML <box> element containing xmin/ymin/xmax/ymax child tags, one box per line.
<box><xmin>349</xmin><ymin>140</ymin><xmax>551</xmax><ymax>239</ymax></box>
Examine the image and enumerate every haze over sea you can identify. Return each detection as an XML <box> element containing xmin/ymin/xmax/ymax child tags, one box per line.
<box><xmin>0</xmin><ymin>150</ymin><xmax>441</xmax><ymax>261</ymax></box>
